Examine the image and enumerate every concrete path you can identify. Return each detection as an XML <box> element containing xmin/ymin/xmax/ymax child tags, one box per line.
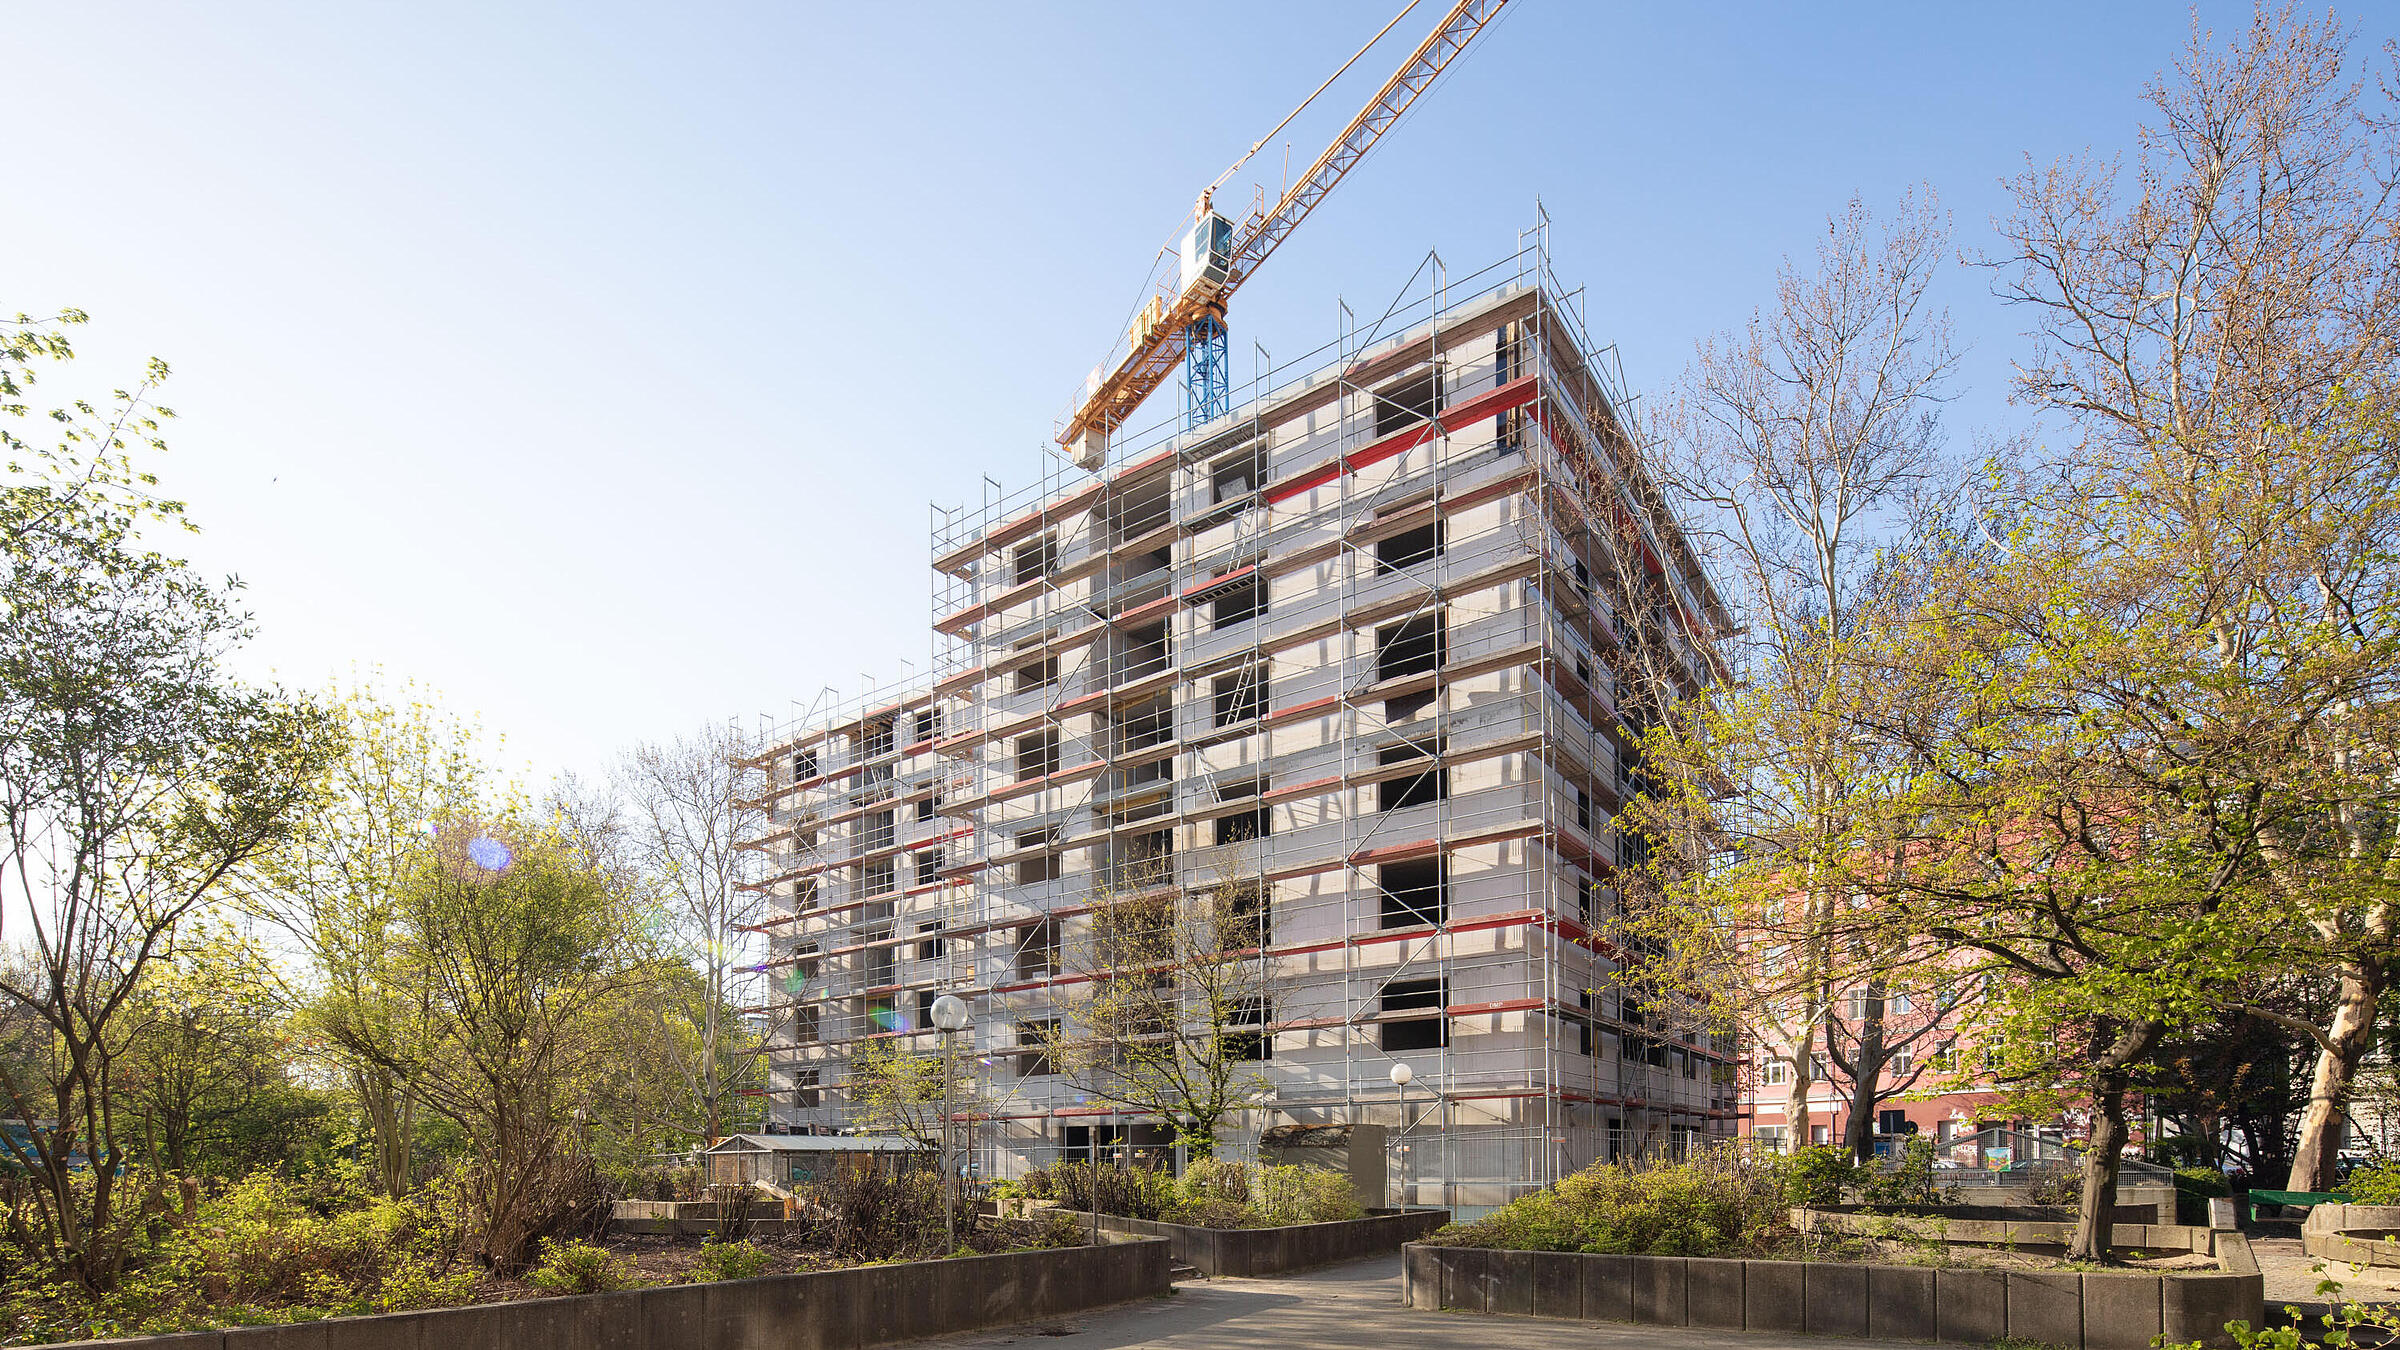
<box><xmin>925</xmin><ymin>1254</ymin><xmax>1899</xmax><ymax>1350</ymax></box>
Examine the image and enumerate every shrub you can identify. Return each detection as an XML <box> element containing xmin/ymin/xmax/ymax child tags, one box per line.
<box><xmin>1431</xmin><ymin>1145</ymin><xmax>1795</xmax><ymax>1257</ymax></box>
<box><xmin>1857</xmin><ymin>1138</ymin><xmax>1939</xmax><ymax>1206</ymax></box>
<box><xmin>1781</xmin><ymin>1147</ymin><xmax>1858</xmax><ymax>1206</ymax></box>
<box><xmin>2173</xmin><ymin>1167</ymin><xmax>2231</xmax><ymax>1224</ymax></box>
<box><xmin>693</xmin><ymin>1239</ymin><xmax>772</xmax><ymax>1282</ymax></box>
<box><xmin>1251</xmin><ymin>1166</ymin><xmax>1362</xmax><ymax>1226</ymax></box>
<box><xmin>525</xmin><ymin>1239</ymin><xmax>636</xmax><ymax>1295</ymax></box>
<box><xmin>2344</xmin><ymin>1162</ymin><xmax>2400</xmax><ymax>1205</ymax></box>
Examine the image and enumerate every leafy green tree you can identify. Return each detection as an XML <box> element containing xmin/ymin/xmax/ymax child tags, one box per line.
<box><xmin>117</xmin><ymin>928</ymin><xmax>329</xmax><ymax>1177</ymax></box>
<box><xmin>1985</xmin><ymin>9</ymin><xmax>2400</xmax><ymax>1192</ymax></box>
<box><xmin>317</xmin><ymin>819</ymin><xmax>660</xmax><ymax>1272</ymax></box>
<box><xmin>0</xmin><ymin>312</ymin><xmax>340</xmax><ymax>1290</ymax></box>
<box><xmin>242</xmin><ymin>677</ymin><xmax>498</xmax><ymax>1197</ymax></box>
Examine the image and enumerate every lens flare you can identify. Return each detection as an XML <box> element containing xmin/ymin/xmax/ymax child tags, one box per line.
<box><xmin>466</xmin><ymin>836</ymin><xmax>513</xmax><ymax>871</ymax></box>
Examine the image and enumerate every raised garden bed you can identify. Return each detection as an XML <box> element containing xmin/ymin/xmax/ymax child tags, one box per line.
<box><xmin>35</xmin><ymin>1238</ymin><xmax>1171</xmax><ymax>1350</ymax></box>
<box><xmin>1403</xmin><ymin>1241</ymin><xmax>2264</xmax><ymax>1350</ymax></box>
<box><xmin>2302</xmin><ymin>1204</ymin><xmax>2400</xmax><ymax>1267</ymax></box>
<box><xmin>1063</xmin><ymin>1207</ymin><xmax>1449</xmax><ymax>1277</ymax></box>
<box><xmin>1794</xmin><ymin>1206</ymin><xmax>2228</xmax><ymax>1266</ymax></box>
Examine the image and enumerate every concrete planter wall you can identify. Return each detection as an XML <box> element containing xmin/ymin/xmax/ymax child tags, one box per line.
<box><xmin>1073</xmin><ymin>1207</ymin><xmax>1448</xmax><ymax>1277</ymax></box>
<box><xmin>1402</xmin><ymin>1243</ymin><xmax>2264</xmax><ymax>1350</ymax></box>
<box><xmin>2302</xmin><ymin>1204</ymin><xmax>2400</xmax><ymax>1267</ymax></box>
<box><xmin>1796</xmin><ymin>1207</ymin><xmax>2223</xmax><ymax>1255</ymax></box>
<box><xmin>39</xmin><ymin>1238</ymin><xmax>1171</xmax><ymax>1350</ymax></box>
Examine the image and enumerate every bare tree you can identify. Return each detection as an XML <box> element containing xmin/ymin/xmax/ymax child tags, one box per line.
<box><xmin>612</xmin><ymin>723</ymin><xmax>767</xmax><ymax>1143</ymax></box>
<box><xmin>1988</xmin><ymin>7</ymin><xmax>2400</xmax><ymax>1191</ymax></box>
<box><xmin>1036</xmin><ymin>874</ymin><xmax>1281</xmax><ymax>1155</ymax></box>
<box><xmin>1620</xmin><ymin>192</ymin><xmax>1960</xmax><ymax>1153</ymax></box>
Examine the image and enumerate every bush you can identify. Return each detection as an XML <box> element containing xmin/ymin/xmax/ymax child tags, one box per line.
<box><xmin>1858</xmin><ymin>1138</ymin><xmax>1939</xmax><ymax>1206</ymax></box>
<box><xmin>53</xmin><ymin>1169</ymin><xmax>473</xmax><ymax>1337</ymax></box>
<box><xmin>1430</xmin><ymin>1146</ymin><xmax>1795</xmax><ymax>1257</ymax></box>
<box><xmin>2173</xmin><ymin>1167</ymin><xmax>2231</xmax><ymax>1224</ymax></box>
<box><xmin>693</xmin><ymin>1238</ymin><xmax>771</xmax><ymax>1283</ymax></box>
<box><xmin>1781</xmin><ymin>1147</ymin><xmax>1857</xmax><ymax>1206</ymax></box>
<box><xmin>525</xmin><ymin>1239</ymin><xmax>636</xmax><ymax>1295</ymax></box>
<box><xmin>1251</xmin><ymin>1166</ymin><xmax>1362</xmax><ymax>1226</ymax></box>
<box><xmin>2344</xmin><ymin>1162</ymin><xmax>2400</xmax><ymax>1205</ymax></box>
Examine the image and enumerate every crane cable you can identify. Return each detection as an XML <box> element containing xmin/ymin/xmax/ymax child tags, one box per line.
<box><xmin>1204</xmin><ymin>0</ymin><xmax>1425</xmax><ymax>203</ymax></box>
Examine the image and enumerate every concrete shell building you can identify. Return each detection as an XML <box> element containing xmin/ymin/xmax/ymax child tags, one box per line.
<box><xmin>741</xmin><ymin>241</ymin><xmax>1732</xmax><ymax>1217</ymax></box>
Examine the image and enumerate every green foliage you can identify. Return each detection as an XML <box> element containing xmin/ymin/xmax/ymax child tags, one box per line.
<box><xmin>1247</xmin><ymin>1166</ymin><xmax>1364</xmax><ymax>1227</ymax></box>
<box><xmin>2341</xmin><ymin>1162</ymin><xmax>2400</xmax><ymax>1205</ymax></box>
<box><xmin>524</xmin><ymin>1239</ymin><xmax>636</xmax><ymax>1296</ymax></box>
<box><xmin>1858</xmin><ymin>1138</ymin><xmax>1940</xmax><ymax>1207</ymax></box>
<box><xmin>1017</xmin><ymin>1159</ymin><xmax>1363</xmax><ymax>1230</ymax></box>
<box><xmin>1431</xmin><ymin>1146</ymin><xmax>1795</xmax><ymax>1257</ymax></box>
<box><xmin>1782</xmin><ymin>1147</ymin><xmax>1857</xmax><ymax>1206</ymax></box>
<box><xmin>0</xmin><ymin>1169</ymin><xmax>473</xmax><ymax>1342</ymax></box>
<box><xmin>692</xmin><ymin>1239</ymin><xmax>771</xmax><ymax>1283</ymax></box>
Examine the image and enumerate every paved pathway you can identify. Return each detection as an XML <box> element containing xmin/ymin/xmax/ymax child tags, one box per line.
<box><xmin>927</xmin><ymin>1254</ymin><xmax>1899</xmax><ymax>1350</ymax></box>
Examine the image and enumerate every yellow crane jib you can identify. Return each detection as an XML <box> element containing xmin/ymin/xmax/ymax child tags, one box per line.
<box><xmin>1059</xmin><ymin>0</ymin><xmax>1511</xmax><ymax>473</ymax></box>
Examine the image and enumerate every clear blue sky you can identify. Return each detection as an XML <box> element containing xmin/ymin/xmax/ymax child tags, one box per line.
<box><xmin>9</xmin><ymin>2</ymin><xmax>2383</xmax><ymax>786</ymax></box>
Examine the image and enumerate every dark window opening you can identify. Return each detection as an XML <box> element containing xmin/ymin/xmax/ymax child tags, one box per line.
<box><xmin>1016</xmin><ymin>729</ymin><xmax>1060</xmax><ymax>780</ymax></box>
<box><xmin>913</xmin><ymin>707</ymin><xmax>944</xmax><ymax>743</ymax></box>
<box><xmin>1494</xmin><ymin>405</ymin><xmax>1527</xmax><ymax>454</ymax></box>
<box><xmin>1014</xmin><ymin>656</ymin><xmax>1059</xmax><ymax>692</ymax></box>
<box><xmin>1118</xmin><ymin>829</ymin><xmax>1174</xmax><ymax>887</ymax></box>
<box><xmin>862</xmin><ymin>719</ymin><xmax>895</xmax><ymax>760</ymax></box>
<box><xmin>1376</xmin><ymin>613</ymin><xmax>1445</xmax><ymax>680</ymax></box>
<box><xmin>1017</xmin><ymin>922</ymin><xmax>1059</xmax><ymax>979</ymax></box>
<box><xmin>1376</xmin><ymin>520</ymin><xmax>1444</xmax><ymax>573</ymax></box>
<box><xmin>914</xmin><ymin>848</ymin><xmax>941</xmax><ymax>888</ymax></box>
<box><xmin>863</xmin><ymin>858</ymin><xmax>895</xmax><ymax>897</ymax></box>
<box><xmin>861</xmin><ymin>810</ymin><xmax>895</xmax><ymax>852</ymax></box>
<box><xmin>793</xmin><ymin>1068</ymin><xmax>820</xmax><ymax>1109</ymax></box>
<box><xmin>1016</xmin><ymin>828</ymin><xmax>1060</xmax><ymax>886</ymax></box>
<box><xmin>1014</xmin><ymin>533</ymin><xmax>1057</xmax><ymax>585</ymax></box>
<box><xmin>1576</xmin><ymin>786</ymin><xmax>1591</xmax><ymax>831</ymax></box>
<box><xmin>1015</xmin><ymin>1020</ymin><xmax>1056</xmax><ymax>1078</ymax></box>
<box><xmin>1377</xmin><ymin>740</ymin><xmax>1447</xmax><ymax>812</ymax></box>
<box><xmin>1115</xmin><ymin>697</ymin><xmax>1173</xmax><ymax>753</ymax></box>
<box><xmin>1225</xmin><ymin>879</ymin><xmax>1271</xmax><ymax>946</ymax></box>
<box><xmin>1211</xmin><ymin>443</ymin><xmax>1267</xmax><ymax>505</ymax></box>
<box><xmin>1228</xmin><ymin>998</ymin><xmax>1273</xmax><ymax>1061</ymax></box>
<box><xmin>1380</xmin><ymin>978</ymin><xmax>1448</xmax><ymax>1051</ymax></box>
<box><xmin>863</xmin><ymin>945</ymin><xmax>895</xmax><ymax>989</ymax></box>
<box><xmin>916</xmin><ymin>795</ymin><xmax>937</xmax><ymax>823</ymax></box>
<box><xmin>1214</xmin><ymin>780</ymin><xmax>1270</xmax><ymax>845</ymax></box>
<box><xmin>1379</xmin><ymin>857</ymin><xmax>1448</xmax><ymax>929</ymax></box>
<box><xmin>792</xmin><ymin>749</ymin><xmax>818</xmax><ymax>782</ymax></box>
<box><xmin>916</xmin><ymin>922</ymin><xmax>944</xmax><ymax>960</ymax></box>
<box><xmin>1495</xmin><ymin>320</ymin><xmax>1525</xmax><ymax>386</ymax></box>
<box><xmin>1212</xmin><ymin>575</ymin><xmax>1265</xmax><ymax>627</ymax></box>
<box><xmin>1214</xmin><ymin>663</ymin><xmax>1266</xmax><ymax>727</ymax></box>
<box><xmin>1373</xmin><ymin>371</ymin><xmax>1440</xmax><ymax>438</ymax></box>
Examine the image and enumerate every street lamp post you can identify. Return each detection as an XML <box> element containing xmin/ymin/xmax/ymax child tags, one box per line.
<box><xmin>930</xmin><ymin>994</ymin><xmax>971</xmax><ymax>1253</ymax></box>
<box><xmin>1389</xmin><ymin>1062</ymin><xmax>1415</xmax><ymax>1210</ymax></box>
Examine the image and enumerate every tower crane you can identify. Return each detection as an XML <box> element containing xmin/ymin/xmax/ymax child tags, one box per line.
<box><xmin>1058</xmin><ymin>0</ymin><xmax>1511</xmax><ymax>471</ymax></box>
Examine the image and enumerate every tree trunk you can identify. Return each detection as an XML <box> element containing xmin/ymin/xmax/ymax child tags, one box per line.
<box><xmin>2071</xmin><ymin>1021</ymin><xmax>2161</xmax><ymax>1262</ymax></box>
<box><xmin>2073</xmin><ymin>1089</ymin><xmax>2130</xmax><ymax>1260</ymax></box>
<box><xmin>1843</xmin><ymin>994</ymin><xmax>1889</xmax><ymax>1163</ymax></box>
<box><xmin>2287</xmin><ymin>960</ymin><xmax>2381</xmax><ymax>1192</ymax></box>
<box><xmin>1784</xmin><ymin>1058</ymin><xmax>1813</xmax><ymax>1152</ymax></box>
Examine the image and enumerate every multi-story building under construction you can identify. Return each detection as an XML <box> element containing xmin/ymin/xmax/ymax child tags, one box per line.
<box><xmin>739</xmin><ymin>241</ymin><xmax>1733</xmax><ymax>1216</ymax></box>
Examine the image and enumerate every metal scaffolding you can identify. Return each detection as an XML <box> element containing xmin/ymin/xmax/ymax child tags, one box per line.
<box><xmin>738</xmin><ymin>230</ymin><xmax>1734</xmax><ymax>1220</ymax></box>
